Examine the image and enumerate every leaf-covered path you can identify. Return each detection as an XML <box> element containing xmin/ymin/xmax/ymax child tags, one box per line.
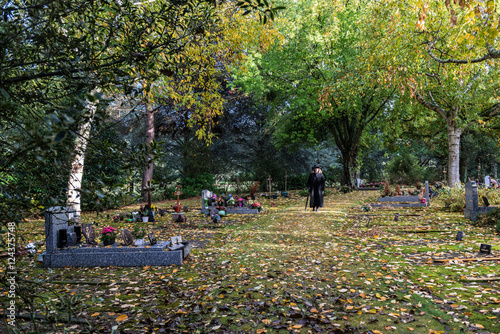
<box><xmin>7</xmin><ymin>190</ymin><xmax>500</xmax><ymax>333</ymax></box>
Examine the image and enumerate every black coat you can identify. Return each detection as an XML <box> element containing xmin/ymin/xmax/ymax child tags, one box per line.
<box><xmin>307</xmin><ymin>172</ymin><xmax>325</xmax><ymax>207</ymax></box>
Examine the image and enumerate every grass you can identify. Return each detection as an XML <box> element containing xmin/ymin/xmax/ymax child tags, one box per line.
<box><xmin>2</xmin><ymin>190</ymin><xmax>500</xmax><ymax>333</ymax></box>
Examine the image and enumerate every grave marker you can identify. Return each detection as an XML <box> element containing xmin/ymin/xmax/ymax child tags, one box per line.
<box><xmin>121</xmin><ymin>229</ymin><xmax>134</xmax><ymax>246</ymax></box>
<box><xmin>43</xmin><ymin>207</ymin><xmax>190</xmax><ymax>267</ymax></box>
<box><xmin>464</xmin><ymin>181</ymin><xmax>496</xmax><ymax>220</ymax></box>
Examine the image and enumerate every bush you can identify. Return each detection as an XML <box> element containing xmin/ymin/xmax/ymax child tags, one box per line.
<box><xmin>164</xmin><ymin>173</ymin><xmax>216</xmax><ymax>199</ymax></box>
<box><xmin>476</xmin><ymin>208</ymin><xmax>500</xmax><ymax>233</ymax></box>
<box><xmin>478</xmin><ymin>188</ymin><xmax>500</xmax><ymax>206</ymax></box>
<box><xmin>435</xmin><ymin>186</ymin><xmax>465</xmax><ymax>212</ymax></box>
<box><xmin>386</xmin><ymin>153</ymin><xmax>424</xmax><ymax>185</ymax></box>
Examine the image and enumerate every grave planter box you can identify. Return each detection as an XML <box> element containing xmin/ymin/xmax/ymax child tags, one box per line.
<box><xmin>43</xmin><ymin>241</ymin><xmax>191</xmax><ymax>268</ymax></box>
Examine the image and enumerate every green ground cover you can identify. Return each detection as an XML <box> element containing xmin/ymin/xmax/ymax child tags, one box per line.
<box><xmin>2</xmin><ymin>191</ymin><xmax>499</xmax><ymax>333</ymax></box>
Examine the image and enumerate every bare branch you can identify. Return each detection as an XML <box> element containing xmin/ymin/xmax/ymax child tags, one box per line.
<box><xmin>427</xmin><ymin>41</ymin><xmax>500</xmax><ymax>64</ymax></box>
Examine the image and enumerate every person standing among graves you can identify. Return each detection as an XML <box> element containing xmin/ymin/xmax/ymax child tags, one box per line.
<box><xmin>307</xmin><ymin>165</ymin><xmax>325</xmax><ymax>212</ymax></box>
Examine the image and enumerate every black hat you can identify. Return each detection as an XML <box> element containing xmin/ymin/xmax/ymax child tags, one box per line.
<box><xmin>312</xmin><ymin>164</ymin><xmax>320</xmax><ymax>169</ymax></box>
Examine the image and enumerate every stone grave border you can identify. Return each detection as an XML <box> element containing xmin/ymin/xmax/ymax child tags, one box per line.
<box><xmin>43</xmin><ymin>206</ymin><xmax>190</xmax><ymax>268</ymax></box>
<box><xmin>201</xmin><ymin>190</ymin><xmax>259</xmax><ymax>214</ymax></box>
<box><xmin>464</xmin><ymin>180</ymin><xmax>496</xmax><ymax>220</ymax></box>
<box><xmin>370</xmin><ymin>181</ymin><xmax>430</xmax><ymax>208</ymax></box>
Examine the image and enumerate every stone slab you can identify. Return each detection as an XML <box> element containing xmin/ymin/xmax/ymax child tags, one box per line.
<box><xmin>201</xmin><ymin>206</ymin><xmax>259</xmax><ymax>214</ymax></box>
<box><xmin>356</xmin><ymin>188</ymin><xmax>381</xmax><ymax>191</ymax></box>
<box><xmin>464</xmin><ymin>207</ymin><xmax>496</xmax><ymax>221</ymax></box>
<box><xmin>371</xmin><ymin>203</ymin><xmax>428</xmax><ymax>208</ymax></box>
<box><xmin>43</xmin><ymin>241</ymin><xmax>191</xmax><ymax>268</ymax></box>
<box><xmin>377</xmin><ymin>195</ymin><xmax>420</xmax><ymax>202</ymax></box>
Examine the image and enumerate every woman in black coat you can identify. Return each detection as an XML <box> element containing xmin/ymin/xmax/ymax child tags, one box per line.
<box><xmin>307</xmin><ymin>165</ymin><xmax>325</xmax><ymax>211</ymax></box>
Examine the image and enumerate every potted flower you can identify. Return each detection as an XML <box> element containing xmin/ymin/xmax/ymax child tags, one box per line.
<box><xmin>250</xmin><ymin>202</ymin><xmax>263</xmax><ymax>212</ymax></box>
<box><xmin>100</xmin><ymin>226</ymin><xmax>118</xmax><ymax>246</ymax></box>
<box><xmin>236</xmin><ymin>197</ymin><xmax>245</xmax><ymax>207</ymax></box>
<box><xmin>132</xmin><ymin>226</ymin><xmax>147</xmax><ymax>246</ymax></box>
<box><xmin>141</xmin><ymin>206</ymin><xmax>149</xmax><ymax>222</ymax></box>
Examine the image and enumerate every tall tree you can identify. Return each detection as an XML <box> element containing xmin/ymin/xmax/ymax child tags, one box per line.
<box><xmin>372</xmin><ymin>0</ymin><xmax>500</xmax><ymax>187</ymax></box>
<box><xmin>233</xmin><ymin>0</ymin><xmax>395</xmax><ymax>186</ymax></box>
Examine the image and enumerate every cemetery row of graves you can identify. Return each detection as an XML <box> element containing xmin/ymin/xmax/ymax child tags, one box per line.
<box><xmin>2</xmin><ymin>184</ymin><xmax>500</xmax><ymax>333</ymax></box>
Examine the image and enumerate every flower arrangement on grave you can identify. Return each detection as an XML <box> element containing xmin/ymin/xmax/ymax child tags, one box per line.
<box><xmin>227</xmin><ymin>196</ymin><xmax>235</xmax><ymax>206</ymax></box>
<box><xmin>217</xmin><ymin>196</ymin><xmax>225</xmax><ymax>206</ymax></box>
<box><xmin>250</xmin><ymin>202</ymin><xmax>262</xmax><ymax>211</ymax></box>
<box><xmin>100</xmin><ymin>226</ymin><xmax>118</xmax><ymax>242</ymax></box>
<box><xmin>236</xmin><ymin>197</ymin><xmax>245</xmax><ymax>207</ymax></box>
<box><xmin>216</xmin><ymin>206</ymin><xmax>226</xmax><ymax>211</ymax></box>
<box><xmin>113</xmin><ymin>215</ymin><xmax>120</xmax><ymax>222</ymax></box>
<box><xmin>140</xmin><ymin>205</ymin><xmax>149</xmax><ymax>217</ymax></box>
<box><xmin>131</xmin><ymin>226</ymin><xmax>147</xmax><ymax>240</ymax></box>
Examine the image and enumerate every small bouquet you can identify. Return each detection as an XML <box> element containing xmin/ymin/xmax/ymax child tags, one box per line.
<box><xmin>250</xmin><ymin>202</ymin><xmax>262</xmax><ymax>209</ymax></box>
<box><xmin>227</xmin><ymin>197</ymin><xmax>235</xmax><ymax>206</ymax></box>
<box><xmin>100</xmin><ymin>226</ymin><xmax>118</xmax><ymax>241</ymax></box>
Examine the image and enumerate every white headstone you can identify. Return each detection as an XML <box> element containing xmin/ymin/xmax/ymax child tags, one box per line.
<box><xmin>201</xmin><ymin>190</ymin><xmax>213</xmax><ymax>210</ymax></box>
<box><xmin>356</xmin><ymin>178</ymin><xmax>361</xmax><ymax>188</ymax></box>
<box><xmin>485</xmin><ymin>175</ymin><xmax>491</xmax><ymax>188</ymax></box>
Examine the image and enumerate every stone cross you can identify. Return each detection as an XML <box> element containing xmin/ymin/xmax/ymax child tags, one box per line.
<box><xmin>268</xmin><ymin>176</ymin><xmax>272</xmax><ymax>198</ymax></box>
<box><xmin>175</xmin><ymin>185</ymin><xmax>182</xmax><ymax>213</ymax></box>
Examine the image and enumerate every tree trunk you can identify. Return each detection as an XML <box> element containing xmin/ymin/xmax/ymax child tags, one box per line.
<box><xmin>66</xmin><ymin>100</ymin><xmax>96</xmax><ymax>214</ymax></box>
<box><xmin>494</xmin><ymin>163</ymin><xmax>498</xmax><ymax>179</ymax></box>
<box><xmin>142</xmin><ymin>103</ymin><xmax>154</xmax><ymax>202</ymax></box>
<box><xmin>446</xmin><ymin>121</ymin><xmax>462</xmax><ymax>187</ymax></box>
<box><xmin>340</xmin><ymin>150</ymin><xmax>357</xmax><ymax>188</ymax></box>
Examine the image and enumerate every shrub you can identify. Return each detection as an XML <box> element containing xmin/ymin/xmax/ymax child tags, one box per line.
<box><xmin>386</xmin><ymin>153</ymin><xmax>424</xmax><ymax>185</ymax></box>
<box><xmin>476</xmin><ymin>208</ymin><xmax>500</xmax><ymax>233</ymax></box>
<box><xmin>435</xmin><ymin>186</ymin><xmax>465</xmax><ymax>212</ymax></box>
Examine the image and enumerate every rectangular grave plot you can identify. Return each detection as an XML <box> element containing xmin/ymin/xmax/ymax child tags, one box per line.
<box><xmin>43</xmin><ymin>241</ymin><xmax>190</xmax><ymax>268</ymax></box>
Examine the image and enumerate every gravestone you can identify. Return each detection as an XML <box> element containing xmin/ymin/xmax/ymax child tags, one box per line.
<box><xmin>485</xmin><ymin>175</ymin><xmax>491</xmax><ymax>188</ymax></box>
<box><xmin>43</xmin><ymin>207</ymin><xmax>190</xmax><ymax>268</ymax></box>
<box><xmin>201</xmin><ymin>190</ymin><xmax>213</xmax><ymax>212</ymax></box>
<box><xmin>371</xmin><ymin>181</ymin><xmax>430</xmax><ymax>208</ymax></box>
<box><xmin>44</xmin><ymin>206</ymin><xmax>77</xmax><ymax>252</ymax></box>
<box><xmin>200</xmin><ymin>190</ymin><xmax>259</xmax><ymax>214</ymax></box>
<box><xmin>121</xmin><ymin>229</ymin><xmax>134</xmax><ymax>246</ymax></box>
<box><xmin>464</xmin><ymin>181</ymin><xmax>496</xmax><ymax>220</ymax></box>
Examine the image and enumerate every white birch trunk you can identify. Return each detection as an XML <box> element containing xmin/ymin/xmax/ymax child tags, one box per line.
<box><xmin>66</xmin><ymin>100</ymin><xmax>97</xmax><ymax>214</ymax></box>
<box><xmin>447</xmin><ymin>121</ymin><xmax>462</xmax><ymax>188</ymax></box>
<box><xmin>142</xmin><ymin>103</ymin><xmax>154</xmax><ymax>202</ymax></box>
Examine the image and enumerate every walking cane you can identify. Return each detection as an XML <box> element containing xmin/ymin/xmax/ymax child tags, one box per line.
<box><xmin>305</xmin><ymin>189</ymin><xmax>310</xmax><ymax>211</ymax></box>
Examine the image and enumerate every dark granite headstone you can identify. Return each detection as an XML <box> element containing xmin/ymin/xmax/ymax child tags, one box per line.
<box><xmin>74</xmin><ymin>226</ymin><xmax>82</xmax><ymax>243</ymax></box>
<box><xmin>455</xmin><ymin>231</ymin><xmax>464</xmax><ymax>241</ymax></box>
<box><xmin>58</xmin><ymin>229</ymin><xmax>68</xmax><ymax>248</ymax></box>
<box><xmin>121</xmin><ymin>229</ymin><xmax>134</xmax><ymax>246</ymax></box>
<box><xmin>67</xmin><ymin>232</ymin><xmax>77</xmax><ymax>246</ymax></box>
<box><xmin>464</xmin><ymin>181</ymin><xmax>496</xmax><ymax>220</ymax></box>
<box><xmin>82</xmin><ymin>224</ymin><xmax>97</xmax><ymax>245</ymax></box>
